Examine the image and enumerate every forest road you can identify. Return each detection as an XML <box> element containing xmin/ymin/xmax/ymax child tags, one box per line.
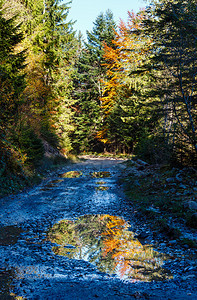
<box><xmin>0</xmin><ymin>158</ymin><xmax>196</xmax><ymax>299</ymax></box>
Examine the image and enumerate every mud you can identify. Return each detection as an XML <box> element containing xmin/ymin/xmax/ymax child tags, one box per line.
<box><xmin>0</xmin><ymin>158</ymin><xmax>196</xmax><ymax>299</ymax></box>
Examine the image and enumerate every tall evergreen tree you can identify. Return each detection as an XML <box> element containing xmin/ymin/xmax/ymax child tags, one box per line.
<box><xmin>0</xmin><ymin>0</ymin><xmax>28</xmax><ymax>191</ymax></box>
<box><xmin>0</xmin><ymin>0</ymin><xmax>26</xmax><ymax>133</ymax></box>
<box><xmin>143</xmin><ymin>0</ymin><xmax>197</xmax><ymax>163</ymax></box>
<box><xmin>96</xmin><ymin>11</ymin><xmax>159</xmax><ymax>155</ymax></box>
<box><xmin>3</xmin><ymin>0</ymin><xmax>78</xmax><ymax>155</ymax></box>
<box><xmin>72</xmin><ymin>10</ymin><xmax>116</xmax><ymax>152</ymax></box>
<box><xmin>40</xmin><ymin>0</ymin><xmax>77</xmax><ymax>153</ymax></box>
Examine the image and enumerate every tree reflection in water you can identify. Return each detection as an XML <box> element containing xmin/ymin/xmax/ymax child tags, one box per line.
<box><xmin>47</xmin><ymin>215</ymin><xmax>172</xmax><ymax>282</ymax></box>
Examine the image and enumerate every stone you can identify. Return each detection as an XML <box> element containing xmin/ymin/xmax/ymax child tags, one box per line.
<box><xmin>166</xmin><ymin>178</ymin><xmax>175</xmax><ymax>183</ymax></box>
<box><xmin>188</xmin><ymin>201</ymin><xmax>197</xmax><ymax>210</ymax></box>
<box><xmin>134</xmin><ymin>180</ymin><xmax>141</xmax><ymax>186</ymax></box>
<box><xmin>169</xmin><ymin>240</ymin><xmax>177</xmax><ymax>245</ymax></box>
<box><xmin>137</xmin><ymin>232</ymin><xmax>149</xmax><ymax>239</ymax></box>
<box><xmin>136</xmin><ymin>159</ymin><xmax>149</xmax><ymax>166</ymax></box>
<box><xmin>182</xmin><ymin>275</ymin><xmax>196</xmax><ymax>281</ymax></box>
<box><xmin>176</xmin><ymin>174</ymin><xmax>183</xmax><ymax>182</ymax></box>
<box><xmin>179</xmin><ymin>183</ymin><xmax>187</xmax><ymax>189</ymax></box>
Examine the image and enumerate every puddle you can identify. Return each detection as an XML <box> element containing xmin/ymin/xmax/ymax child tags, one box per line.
<box><xmin>91</xmin><ymin>171</ymin><xmax>111</xmax><ymax>178</ymax></box>
<box><xmin>0</xmin><ymin>226</ymin><xmax>23</xmax><ymax>246</ymax></box>
<box><xmin>40</xmin><ymin>183</ymin><xmax>56</xmax><ymax>191</ymax></box>
<box><xmin>47</xmin><ymin>215</ymin><xmax>172</xmax><ymax>282</ymax></box>
<box><xmin>96</xmin><ymin>181</ymin><xmax>106</xmax><ymax>185</ymax></box>
<box><xmin>49</xmin><ymin>179</ymin><xmax>63</xmax><ymax>184</ymax></box>
<box><xmin>95</xmin><ymin>181</ymin><xmax>109</xmax><ymax>191</ymax></box>
<box><xmin>95</xmin><ymin>186</ymin><xmax>109</xmax><ymax>191</ymax></box>
<box><xmin>40</xmin><ymin>179</ymin><xmax>64</xmax><ymax>191</ymax></box>
<box><xmin>60</xmin><ymin>171</ymin><xmax>82</xmax><ymax>178</ymax></box>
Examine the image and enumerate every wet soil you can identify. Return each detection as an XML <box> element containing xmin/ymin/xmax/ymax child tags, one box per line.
<box><xmin>0</xmin><ymin>158</ymin><xmax>196</xmax><ymax>299</ymax></box>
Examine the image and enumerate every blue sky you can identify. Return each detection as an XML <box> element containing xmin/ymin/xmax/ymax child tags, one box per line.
<box><xmin>65</xmin><ymin>0</ymin><xmax>145</xmax><ymax>38</ymax></box>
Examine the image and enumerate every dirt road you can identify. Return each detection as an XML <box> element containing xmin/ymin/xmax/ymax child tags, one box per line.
<box><xmin>0</xmin><ymin>158</ymin><xmax>196</xmax><ymax>299</ymax></box>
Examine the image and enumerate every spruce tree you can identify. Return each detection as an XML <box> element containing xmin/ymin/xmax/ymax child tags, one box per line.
<box><xmin>72</xmin><ymin>10</ymin><xmax>116</xmax><ymax>153</ymax></box>
<box><xmin>143</xmin><ymin>0</ymin><xmax>197</xmax><ymax>163</ymax></box>
<box><xmin>0</xmin><ymin>0</ymin><xmax>26</xmax><ymax>132</ymax></box>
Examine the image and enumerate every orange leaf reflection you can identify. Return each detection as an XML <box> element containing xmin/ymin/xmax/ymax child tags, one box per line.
<box><xmin>47</xmin><ymin>214</ymin><xmax>172</xmax><ymax>282</ymax></box>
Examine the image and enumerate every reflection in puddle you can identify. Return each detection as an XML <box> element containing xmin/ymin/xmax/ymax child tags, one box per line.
<box><xmin>95</xmin><ymin>181</ymin><xmax>109</xmax><ymax>191</ymax></box>
<box><xmin>41</xmin><ymin>179</ymin><xmax>64</xmax><ymax>191</ymax></box>
<box><xmin>91</xmin><ymin>171</ymin><xmax>111</xmax><ymax>178</ymax></box>
<box><xmin>40</xmin><ymin>183</ymin><xmax>55</xmax><ymax>191</ymax></box>
<box><xmin>47</xmin><ymin>215</ymin><xmax>172</xmax><ymax>282</ymax></box>
<box><xmin>60</xmin><ymin>171</ymin><xmax>82</xmax><ymax>178</ymax></box>
<box><xmin>0</xmin><ymin>226</ymin><xmax>23</xmax><ymax>246</ymax></box>
<box><xmin>95</xmin><ymin>186</ymin><xmax>109</xmax><ymax>191</ymax></box>
<box><xmin>96</xmin><ymin>181</ymin><xmax>106</xmax><ymax>185</ymax></box>
<box><xmin>49</xmin><ymin>179</ymin><xmax>63</xmax><ymax>184</ymax></box>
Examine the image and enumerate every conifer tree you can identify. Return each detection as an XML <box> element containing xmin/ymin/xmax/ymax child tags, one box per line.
<box><xmin>72</xmin><ymin>10</ymin><xmax>116</xmax><ymax>152</ymax></box>
<box><xmin>0</xmin><ymin>0</ymin><xmax>28</xmax><ymax>188</ymax></box>
<box><xmin>3</xmin><ymin>0</ymin><xmax>78</xmax><ymax>155</ymax></box>
<box><xmin>143</xmin><ymin>0</ymin><xmax>197</xmax><ymax>163</ymax></box>
<box><xmin>0</xmin><ymin>0</ymin><xmax>26</xmax><ymax>133</ymax></box>
<box><xmin>98</xmin><ymin>11</ymin><xmax>156</xmax><ymax>154</ymax></box>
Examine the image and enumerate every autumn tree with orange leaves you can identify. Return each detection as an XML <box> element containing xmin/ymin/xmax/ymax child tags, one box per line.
<box><xmin>96</xmin><ymin>11</ymin><xmax>156</xmax><ymax>153</ymax></box>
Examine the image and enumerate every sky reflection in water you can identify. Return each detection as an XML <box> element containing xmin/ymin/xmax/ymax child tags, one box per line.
<box><xmin>48</xmin><ymin>215</ymin><xmax>172</xmax><ymax>282</ymax></box>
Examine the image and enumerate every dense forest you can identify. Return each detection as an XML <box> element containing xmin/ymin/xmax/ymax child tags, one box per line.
<box><xmin>0</xmin><ymin>0</ymin><xmax>196</xmax><ymax>195</ymax></box>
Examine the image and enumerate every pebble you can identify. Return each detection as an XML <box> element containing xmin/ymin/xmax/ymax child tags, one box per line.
<box><xmin>169</xmin><ymin>240</ymin><xmax>177</xmax><ymax>245</ymax></box>
<box><xmin>182</xmin><ymin>275</ymin><xmax>196</xmax><ymax>280</ymax></box>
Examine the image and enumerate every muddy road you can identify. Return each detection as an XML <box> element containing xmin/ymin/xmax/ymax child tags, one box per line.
<box><xmin>0</xmin><ymin>158</ymin><xmax>196</xmax><ymax>299</ymax></box>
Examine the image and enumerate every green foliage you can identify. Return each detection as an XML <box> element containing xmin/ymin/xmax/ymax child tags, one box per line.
<box><xmin>0</xmin><ymin>0</ymin><xmax>78</xmax><ymax>195</ymax></box>
<box><xmin>0</xmin><ymin>2</ymin><xmax>26</xmax><ymax>129</ymax></box>
<box><xmin>134</xmin><ymin>134</ymin><xmax>174</xmax><ymax>164</ymax></box>
<box><xmin>72</xmin><ymin>10</ymin><xmax>117</xmax><ymax>153</ymax></box>
<box><xmin>12</xmin><ymin>126</ymin><xmax>44</xmax><ymax>165</ymax></box>
<box><xmin>142</xmin><ymin>0</ymin><xmax>197</xmax><ymax>164</ymax></box>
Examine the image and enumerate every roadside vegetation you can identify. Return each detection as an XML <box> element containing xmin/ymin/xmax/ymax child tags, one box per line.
<box><xmin>122</xmin><ymin>159</ymin><xmax>197</xmax><ymax>245</ymax></box>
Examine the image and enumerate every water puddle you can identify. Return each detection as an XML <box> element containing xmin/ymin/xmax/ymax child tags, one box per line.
<box><xmin>59</xmin><ymin>171</ymin><xmax>82</xmax><ymax>178</ymax></box>
<box><xmin>95</xmin><ymin>181</ymin><xmax>109</xmax><ymax>191</ymax></box>
<box><xmin>95</xmin><ymin>186</ymin><xmax>109</xmax><ymax>191</ymax></box>
<box><xmin>91</xmin><ymin>171</ymin><xmax>111</xmax><ymax>178</ymax></box>
<box><xmin>96</xmin><ymin>181</ymin><xmax>106</xmax><ymax>185</ymax></box>
<box><xmin>0</xmin><ymin>226</ymin><xmax>23</xmax><ymax>246</ymax></box>
<box><xmin>40</xmin><ymin>179</ymin><xmax>64</xmax><ymax>191</ymax></box>
<box><xmin>49</xmin><ymin>179</ymin><xmax>64</xmax><ymax>184</ymax></box>
<box><xmin>47</xmin><ymin>215</ymin><xmax>172</xmax><ymax>282</ymax></box>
